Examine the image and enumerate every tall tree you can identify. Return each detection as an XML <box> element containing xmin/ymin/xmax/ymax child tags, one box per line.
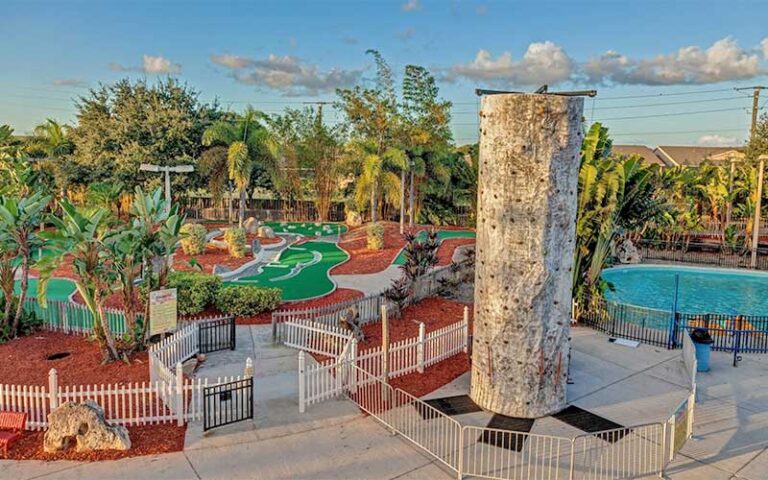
<box><xmin>202</xmin><ymin>108</ymin><xmax>277</xmax><ymax>227</ymax></box>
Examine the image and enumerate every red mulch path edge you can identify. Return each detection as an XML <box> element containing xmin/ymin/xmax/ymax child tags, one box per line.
<box><xmin>4</xmin><ymin>424</ymin><xmax>186</xmax><ymax>461</ymax></box>
<box><xmin>390</xmin><ymin>354</ymin><xmax>471</xmax><ymax>398</ymax></box>
<box><xmin>359</xmin><ymin>297</ymin><xmax>473</xmax><ymax>351</ymax></box>
<box><xmin>0</xmin><ymin>331</ymin><xmax>150</xmax><ymax>386</ymax></box>
<box><xmin>234</xmin><ymin>287</ymin><xmax>365</xmax><ymax>325</ymax></box>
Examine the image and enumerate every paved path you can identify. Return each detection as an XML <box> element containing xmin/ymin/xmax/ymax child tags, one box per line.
<box><xmin>3</xmin><ymin>329</ymin><xmax>767</xmax><ymax>479</ymax></box>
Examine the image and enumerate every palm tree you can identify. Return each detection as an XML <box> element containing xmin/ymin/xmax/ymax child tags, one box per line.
<box><xmin>33</xmin><ymin>119</ymin><xmax>73</xmax><ymax>158</ymax></box>
<box><xmin>0</xmin><ymin>230</ymin><xmax>18</xmax><ymax>332</ymax></box>
<box><xmin>38</xmin><ymin>202</ymin><xmax>120</xmax><ymax>362</ymax></box>
<box><xmin>0</xmin><ymin>192</ymin><xmax>50</xmax><ymax>337</ymax></box>
<box><xmin>202</xmin><ymin>108</ymin><xmax>277</xmax><ymax>227</ymax></box>
<box><xmin>347</xmin><ymin>139</ymin><xmax>404</xmax><ymax>223</ymax></box>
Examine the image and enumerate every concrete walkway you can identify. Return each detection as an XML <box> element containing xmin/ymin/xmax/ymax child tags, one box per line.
<box><xmin>331</xmin><ymin>265</ymin><xmax>402</xmax><ymax>296</ymax></box>
<box><xmin>3</xmin><ymin>329</ymin><xmax>768</xmax><ymax>479</ymax></box>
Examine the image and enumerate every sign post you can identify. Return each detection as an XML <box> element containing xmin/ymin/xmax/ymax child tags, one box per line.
<box><xmin>139</xmin><ymin>164</ymin><xmax>194</xmax><ymax>213</ymax></box>
<box><xmin>149</xmin><ymin>288</ymin><xmax>178</xmax><ymax>337</ymax></box>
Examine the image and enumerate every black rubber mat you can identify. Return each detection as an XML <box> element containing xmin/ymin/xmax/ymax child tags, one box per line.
<box><xmin>478</xmin><ymin>414</ymin><xmax>535</xmax><ymax>452</ymax></box>
<box><xmin>553</xmin><ymin>405</ymin><xmax>629</xmax><ymax>442</ymax></box>
<box><xmin>421</xmin><ymin>395</ymin><xmax>483</xmax><ymax>418</ymax></box>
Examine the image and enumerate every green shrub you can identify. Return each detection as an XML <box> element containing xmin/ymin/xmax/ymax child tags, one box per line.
<box><xmin>215</xmin><ymin>285</ymin><xmax>282</xmax><ymax>316</ymax></box>
<box><xmin>167</xmin><ymin>271</ymin><xmax>222</xmax><ymax>315</ymax></box>
<box><xmin>180</xmin><ymin>223</ymin><xmax>207</xmax><ymax>255</ymax></box>
<box><xmin>366</xmin><ymin>222</ymin><xmax>384</xmax><ymax>251</ymax></box>
<box><xmin>224</xmin><ymin>227</ymin><xmax>247</xmax><ymax>258</ymax></box>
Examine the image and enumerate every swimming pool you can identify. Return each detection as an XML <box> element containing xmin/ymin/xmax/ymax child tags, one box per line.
<box><xmin>601</xmin><ymin>265</ymin><xmax>768</xmax><ymax>316</ymax></box>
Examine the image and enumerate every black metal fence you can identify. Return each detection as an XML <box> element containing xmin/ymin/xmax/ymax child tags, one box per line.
<box><xmin>203</xmin><ymin>377</ymin><xmax>254</xmax><ymax>431</ymax></box>
<box><xmin>577</xmin><ymin>297</ymin><xmax>768</xmax><ymax>361</ymax></box>
<box><xmin>198</xmin><ymin>316</ymin><xmax>236</xmax><ymax>354</ymax></box>
<box><xmin>638</xmin><ymin>239</ymin><xmax>768</xmax><ymax>270</ymax></box>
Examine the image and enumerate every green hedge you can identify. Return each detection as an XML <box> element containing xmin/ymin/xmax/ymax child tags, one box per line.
<box><xmin>167</xmin><ymin>271</ymin><xmax>222</xmax><ymax>315</ymax></box>
<box><xmin>215</xmin><ymin>285</ymin><xmax>282</xmax><ymax>316</ymax></box>
<box><xmin>180</xmin><ymin>223</ymin><xmax>208</xmax><ymax>256</ymax></box>
<box><xmin>224</xmin><ymin>227</ymin><xmax>247</xmax><ymax>258</ymax></box>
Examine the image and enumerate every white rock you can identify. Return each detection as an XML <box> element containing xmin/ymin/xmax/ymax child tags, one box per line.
<box><xmin>44</xmin><ymin>400</ymin><xmax>131</xmax><ymax>453</ymax></box>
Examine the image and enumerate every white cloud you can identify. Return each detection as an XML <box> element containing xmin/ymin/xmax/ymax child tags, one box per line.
<box><xmin>762</xmin><ymin>38</ymin><xmax>768</xmax><ymax>59</ymax></box>
<box><xmin>402</xmin><ymin>0</ymin><xmax>420</xmax><ymax>12</ymax></box>
<box><xmin>211</xmin><ymin>53</ymin><xmax>362</xmax><ymax>96</ymax></box>
<box><xmin>395</xmin><ymin>27</ymin><xmax>415</xmax><ymax>41</ymax></box>
<box><xmin>443</xmin><ymin>41</ymin><xmax>574</xmax><ymax>86</ymax></box>
<box><xmin>583</xmin><ymin>37</ymin><xmax>762</xmax><ymax>85</ymax></box>
<box><xmin>475</xmin><ymin>5</ymin><xmax>488</xmax><ymax>15</ymax></box>
<box><xmin>111</xmin><ymin>55</ymin><xmax>181</xmax><ymax>74</ymax></box>
<box><xmin>51</xmin><ymin>79</ymin><xmax>86</xmax><ymax>87</ymax></box>
<box><xmin>697</xmin><ymin>134</ymin><xmax>740</xmax><ymax>146</ymax></box>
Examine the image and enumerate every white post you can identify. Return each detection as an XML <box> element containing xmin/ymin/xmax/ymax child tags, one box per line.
<box><xmin>298</xmin><ymin>351</ymin><xmax>306</xmax><ymax>413</ymax></box>
<box><xmin>48</xmin><ymin>368</ymin><xmax>59</xmax><ymax>411</ymax></box>
<box><xmin>417</xmin><ymin>322</ymin><xmax>426</xmax><ymax>374</ymax></box>
<box><xmin>381</xmin><ymin>305</ymin><xmax>390</xmax><ymax>384</ymax></box>
<box><xmin>350</xmin><ymin>338</ymin><xmax>358</xmax><ymax>394</ymax></box>
<box><xmin>463</xmin><ymin>306</ymin><xmax>470</xmax><ymax>353</ymax></box>
<box><xmin>244</xmin><ymin>357</ymin><xmax>254</xmax><ymax>378</ymax></box>
<box><xmin>175</xmin><ymin>362</ymin><xmax>184</xmax><ymax>426</ymax></box>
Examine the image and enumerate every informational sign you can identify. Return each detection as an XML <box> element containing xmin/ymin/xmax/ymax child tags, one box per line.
<box><xmin>149</xmin><ymin>288</ymin><xmax>178</xmax><ymax>336</ymax></box>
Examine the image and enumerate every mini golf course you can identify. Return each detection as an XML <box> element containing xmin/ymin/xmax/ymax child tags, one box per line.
<box><xmin>14</xmin><ymin>278</ymin><xmax>77</xmax><ymax>302</ymax></box>
<box><xmin>225</xmin><ymin>240</ymin><xmax>349</xmax><ymax>301</ymax></box>
<box><xmin>264</xmin><ymin>221</ymin><xmax>347</xmax><ymax>237</ymax></box>
<box><xmin>392</xmin><ymin>230</ymin><xmax>476</xmax><ymax>265</ymax></box>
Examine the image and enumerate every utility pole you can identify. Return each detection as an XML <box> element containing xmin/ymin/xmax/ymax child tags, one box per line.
<box><xmin>738</xmin><ymin>86</ymin><xmax>767</xmax><ymax>268</ymax></box>
<box><xmin>139</xmin><ymin>164</ymin><xmax>194</xmax><ymax>212</ymax></box>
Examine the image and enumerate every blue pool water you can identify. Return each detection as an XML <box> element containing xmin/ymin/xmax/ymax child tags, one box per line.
<box><xmin>601</xmin><ymin>265</ymin><xmax>768</xmax><ymax>316</ymax></box>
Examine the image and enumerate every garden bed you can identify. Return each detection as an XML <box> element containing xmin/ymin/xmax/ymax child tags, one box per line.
<box><xmin>173</xmin><ymin>245</ymin><xmax>258</xmax><ymax>274</ymax></box>
<box><xmin>233</xmin><ymin>287</ymin><xmax>365</xmax><ymax>325</ymax></box>
<box><xmin>0</xmin><ymin>331</ymin><xmax>149</xmax><ymax>387</ymax></box>
<box><xmin>391</xmin><ymin>354</ymin><xmax>470</xmax><ymax>398</ymax></box>
<box><xmin>5</xmin><ymin>424</ymin><xmax>186</xmax><ymax>461</ymax></box>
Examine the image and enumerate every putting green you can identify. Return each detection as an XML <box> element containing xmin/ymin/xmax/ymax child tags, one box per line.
<box><xmin>393</xmin><ymin>230</ymin><xmax>476</xmax><ymax>265</ymax></box>
<box><xmin>13</xmin><ymin>278</ymin><xmax>77</xmax><ymax>302</ymax></box>
<box><xmin>225</xmin><ymin>240</ymin><xmax>348</xmax><ymax>301</ymax></box>
<box><xmin>265</xmin><ymin>221</ymin><xmax>347</xmax><ymax>237</ymax></box>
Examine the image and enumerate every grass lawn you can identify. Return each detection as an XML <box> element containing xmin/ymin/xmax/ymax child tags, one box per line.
<box><xmin>392</xmin><ymin>230</ymin><xmax>476</xmax><ymax>265</ymax></box>
<box><xmin>264</xmin><ymin>221</ymin><xmax>347</xmax><ymax>237</ymax></box>
<box><xmin>225</xmin><ymin>240</ymin><xmax>349</xmax><ymax>301</ymax></box>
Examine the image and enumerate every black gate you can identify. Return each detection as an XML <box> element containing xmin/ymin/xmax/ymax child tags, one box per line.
<box><xmin>199</xmin><ymin>316</ymin><xmax>236</xmax><ymax>353</ymax></box>
<box><xmin>203</xmin><ymin>377</ymin><xmax>254</xmax><ymax>431</ymax></box>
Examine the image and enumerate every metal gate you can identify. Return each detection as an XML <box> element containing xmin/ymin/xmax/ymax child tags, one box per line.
<box><xmin>203</xmin><ymin>377</ymin><xmax>254</xmax><ymax>431</ymax></box>
<box><xmin>199</xmin><ymin>315</ymin><xmax>236</xmax><ymax>353</ymax></box>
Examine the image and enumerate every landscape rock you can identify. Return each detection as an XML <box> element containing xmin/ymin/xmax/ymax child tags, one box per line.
<box><xmin>616</xmin><ymin>238</ymin><xmax>641</xmax><ymax>264</ymax></box>
<box><xmin>44</xmin><ymin>400</ymin><xmax>131</xmax><ymax>453</ymax></box>
<box><xmin>212</xmin><ymin>264</ymin><xmax>232</xmax><ymax>275</ymax></box>
<box><xmin>257</xmin><ymin>226</ymin><xmax>276</xmax><ymax>238</ymax></box>
<box><xmin>243</xmin><ymin>217</ymin><xmax>259</xmax><ymax>234</ymax></box>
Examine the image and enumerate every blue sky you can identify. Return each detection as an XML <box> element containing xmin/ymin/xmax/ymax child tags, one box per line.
<box><xmin>3</xmin><ymin>0</ymin><xmax>768</xmax><ymax>147</ymax></box>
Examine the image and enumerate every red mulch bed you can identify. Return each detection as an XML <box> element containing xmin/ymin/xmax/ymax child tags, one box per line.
<box><xmin>235</xmin><ymin>287</ymin><xmax>365</xmax><ymax>325</ymax></box>
<box><xmin>0</xmin><ymin>332</ymin><xmax>149</xmax><ymax>387</ymax></box>
<box><xmin>173</xmin><ymin>245</ymin><xmax>255</xmax><ymax>274</ymax></box>
<box><xmin>332</xmin><ymin>222</ymin><xmax>475</xmax><ymax>275</ymax></box>
<box><xmin>5</xmin><ymin>424</ymin><xmax>186</xmax><ymax>461</ymax></box>
<box><xmin>390</xmin><ymin>354</ymin><xmax>471</xmax><ymax>398</ymax></box>
<box><xmin>359</xmin><ymin>297</ymin><xmax>473</xmax><ymax>350</ymax></box>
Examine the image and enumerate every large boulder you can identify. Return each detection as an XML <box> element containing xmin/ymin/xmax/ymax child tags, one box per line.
<box><xmin>243</xmin><ymin>217</ymin><xmax>259</xmax><ymax>234</ymax></box>
<box><xmin>616</xmin><ymin>238</ymin><xmax>641</xmax><ymax>264</ymax></box>
<box><xmin>44</xmin><ymin>400</ymin><xmax>131</xmax><ymax>453</ymax></box>
<box><xmin>346</xmin><ymin>211</ymin><xmax>363</xmax><ymax>227</ymax></box>
<box><xmin>257</xmin><ymin>226</ymin><xmax>275</xmax><ymax>239</ymax></box>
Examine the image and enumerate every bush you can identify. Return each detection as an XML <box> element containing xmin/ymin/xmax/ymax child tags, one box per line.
<box><xmin>366</xmin><ymin>222</ymin><xmax>384</xmax><ymax>251</ymax></box>
<box><xmin>167</xmin><ymin>271</ymin><xmax>222</xmax><ymax>315</ymax></box>
<box><xmin>224</xmin><ymin>227</ymin><xmax>247</xmax><ymax>258</ymax></box>
<box><xmin>215</xmin><ymin>285</ymin><xmax>282</xmax><ymax>316</ymax></box>
<box><xmin>0</xmin><ymin>297</ymin><xmax>41</xmax><ymax>343</ymax></box>
<box><xmin>180</xmin><ymin>223</ymin><xmax>207</xmax><ymax>255</ymax></box>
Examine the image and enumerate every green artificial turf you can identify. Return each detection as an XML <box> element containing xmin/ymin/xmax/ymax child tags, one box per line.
<box><xmin>264</xmin><ymin>221</ymin><xmax>347</xmax><ymax>237</ymax></box>
<box><xmin>14</xmin><ymin>278</ymin><xmax>77</xmax><ymax>302</ymax></box>
<box><xmin>224</xmin><ymin>240</ymin><xmax>349</xmax><ymax>301</ymax></box>
<box><xmin>392</xmin><ymin>230</ymin><xmax>476</xmax><ymax>265</ymax></box>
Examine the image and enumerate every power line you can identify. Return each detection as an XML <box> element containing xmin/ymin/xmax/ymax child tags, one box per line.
<box><xmin>610</xmin><ymin>127</ymin><xmax>746</xmax><ymax>137</ymax></box>
<box><xmin>594</xmin><ymin>107</ymin><xmax>748</xmax><ymax>122</ymax></box>
<box><xmin>596</xmin><ymin>87</ymin><xmax>741</xmax><ymax>101</ymax></box>
<box><xmin>592</xmin><ymin>96</ymin><xmax>746</xmax><ymax>111</ymax></box>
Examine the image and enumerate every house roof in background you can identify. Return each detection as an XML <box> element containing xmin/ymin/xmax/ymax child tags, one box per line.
<box><xmin>654</xmin><ymin>146</ymin><xmax>744</xmax><ymax>167</ymax></box>
<box><xmin>612</xmin><ymin>145</ymin><xmax>668</xmax><ymax>166</ymax></box>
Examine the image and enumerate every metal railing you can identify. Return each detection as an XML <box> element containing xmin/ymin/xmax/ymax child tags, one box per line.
<box><xmin>638</xmin><ymin>239</ymin><xmax>768</xmax><ymax>270</ymax></box>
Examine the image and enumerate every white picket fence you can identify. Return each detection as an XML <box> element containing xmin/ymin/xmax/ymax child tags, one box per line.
<box><xmin>281</xmin><ymin>320</ymin><xmax>353</xmax><ymax>358</ymax></box>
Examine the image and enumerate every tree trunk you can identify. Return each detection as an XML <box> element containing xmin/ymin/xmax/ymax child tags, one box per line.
<box><xmin>409</xmin><ymin>170</ymin><xmax>415</xmax><ymax>228</ymax></box>
<box><xmin>370</xmin><ymin>183</ymin><xmax>378</xmax><ymax>224</ymax></box>
<box><xmin>239</xmin><ymin>188</ymin><xmax>246</xmax><ymax>228</ymax></box>
<box><xmin>12</xmin><ymin>247</ymin><xmax>30</xmax><ymax>337</ymax></box>
<box><xmin>400</xmin><ymin>169</ymin><xmax>406</xmax><ymax>234</ymax></box>
<box><xmin>470</xmin><ymin>93</ymin><xmax>583</xmax><ymax>418</ymax></box>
